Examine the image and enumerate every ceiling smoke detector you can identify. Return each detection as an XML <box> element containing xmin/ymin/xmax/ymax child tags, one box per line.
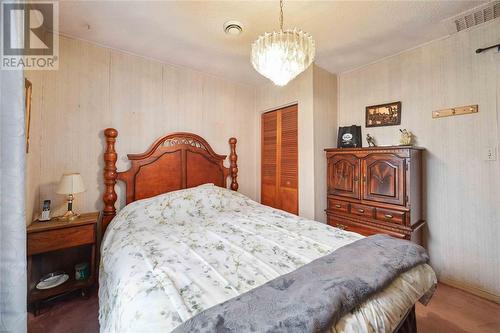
<box><xmin>223</xmin><ymin>21</ymin><xmax>243</xmax><ymax>35</ymax></box>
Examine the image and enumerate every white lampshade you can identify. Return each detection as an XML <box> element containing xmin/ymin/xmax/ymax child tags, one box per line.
<box><xmin>56</xmin><ymin>173</ymin><xmax>86</xmax><ymax>195</ymax></box>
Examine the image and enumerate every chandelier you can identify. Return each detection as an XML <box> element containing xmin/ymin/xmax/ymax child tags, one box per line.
<box><xmin>251</xmin><ymin>0</ymin><xmax>315</xmax><ymax>86</ymax></box>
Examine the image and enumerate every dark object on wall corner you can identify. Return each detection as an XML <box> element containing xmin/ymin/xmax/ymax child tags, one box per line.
<box><xmin>25</xmin><ymin>78</ymin><xmax>32</xmax><ymax>153</ymax></box>
<box><xmin>475</xmin><ymin>43</ymin><xmax>500</xmax><ymax>54</ymax></box>
<box><xmin>338</xmin><ymin>125</ymin><xmax>362</xmax><ymax>148</ymax></box>
<box><xmin>366</xmin><ymin>101</ymin><xmax>401</xmax><ymax>127</ymax></box>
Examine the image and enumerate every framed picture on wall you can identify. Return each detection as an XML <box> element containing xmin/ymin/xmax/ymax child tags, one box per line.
<box><xmin>366</xmin><ymin>101</ymin><xmax>401</xmax><ymax>127</ymax></box>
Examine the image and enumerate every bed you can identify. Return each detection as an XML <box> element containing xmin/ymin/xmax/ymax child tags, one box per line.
<box><xmin>99</xmin><ymin>129</ymin><xmax>436</xmax><ymax>333</ymax></box>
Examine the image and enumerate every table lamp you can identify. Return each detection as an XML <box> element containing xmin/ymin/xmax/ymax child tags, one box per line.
<box><xmin>56</xmin><ymin>173</ymin><xmax>86</xmax><ymax>221</ymax></box>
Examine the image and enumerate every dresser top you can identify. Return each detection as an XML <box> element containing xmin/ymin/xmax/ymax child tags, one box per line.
<box><xmin>27</xmin><ymin>212</ymin><xmax>99</xmax><ymax>233</ymax></box>
<box><xmin>324</xmin><ymin>145</ymin><xmax>424</xmax><ymax>152</ymax></box>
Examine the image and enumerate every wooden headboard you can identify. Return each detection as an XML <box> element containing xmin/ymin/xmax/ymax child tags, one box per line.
<box><xmin>102</xmin><ymin>128</ymin><xmax>238</xmax><ymax>233</ymax></box>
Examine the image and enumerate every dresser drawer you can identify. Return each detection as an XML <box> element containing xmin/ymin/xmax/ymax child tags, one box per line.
<box><xmin>375</xmin><ymin>208</ymin><xmax>405</xmax><ymax>225</ymax></box>
<box><xmin>350</xmin><ymin>203</ymin><xmax>375</xmax><ymax>218</ymax></box>
<box><xmin>328</xmin><ymin>199</ymin><xmax>349</xmax><ymax>213</ymax></box>
<box><xmin>327</xmin><ymin>216</ymin><xmax>382</xmax><ymax>237</ymax></box>
<box><xmin>327</xmin><ymin>215</ymin><xmax>407</xmax><ymax>238</ymax></box>
<box><xmin>28</xmin><ymin>224</ymin><xmax>95</xmax><ymax>256</ymax></box>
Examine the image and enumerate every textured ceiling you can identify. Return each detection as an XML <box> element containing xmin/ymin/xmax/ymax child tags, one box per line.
<box><xmin>58</xmin><ymin>0</ymin><xmax>487</xmax><ymax>85</ymax></box>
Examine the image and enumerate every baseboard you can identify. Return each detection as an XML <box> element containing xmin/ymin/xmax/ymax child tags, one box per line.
<box><xmin>439</xmin><ymin>277</ymin><xmax>500</xmax><ymax>304</ymax></box>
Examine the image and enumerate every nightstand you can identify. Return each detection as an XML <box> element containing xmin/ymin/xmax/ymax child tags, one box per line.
<box><xmin>27</xmin><ymin>212</ymin><xmax>99</xmax><ymax>312</ymax></box>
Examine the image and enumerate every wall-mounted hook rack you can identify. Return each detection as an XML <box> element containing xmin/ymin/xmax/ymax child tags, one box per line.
<box><xmin>432</xmin><ymin>105</ymin><xmax>478</xmax><ymax>119</ymax></box>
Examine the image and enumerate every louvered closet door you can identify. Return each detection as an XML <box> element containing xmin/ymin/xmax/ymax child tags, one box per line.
<box><xmin>261</xmin><ymin>105</ymin><xmax>298</xmax><ymax>214</ymax></box>
<box><xmin>279</xmin><ymin>106</ymin><xmax>298</xmax><ymax>214</ymax></box>
<box><xmin>261</xmin><ymin>111</ymin><xmax>278</xmax><ymax>208</ymax></box>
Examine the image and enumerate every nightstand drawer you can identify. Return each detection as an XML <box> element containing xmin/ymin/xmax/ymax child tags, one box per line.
<box><xmin>28</xmin><ymin>224</ymin><xmax>95</xmax><ymax>255</ymax></box>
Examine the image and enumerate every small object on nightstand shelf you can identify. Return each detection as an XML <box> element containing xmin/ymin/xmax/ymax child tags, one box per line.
<box><xmin>75</xmin><ymin>262</ymin><xmax>89</xmax><ymax>281</ymax></box>
<box><xmin>56</xmin><ymin>173</ymin><xmax>86</xmax><ymax>221</ymax></box>
<box><xmin>27</xmin><ymin>212</ymin><xmax>99</xmax><ymax>313</ymax></box>
<box><xmin>36</xmin><ymin>272</ymin><xmax>69</xmax><ymax>290</ymax></box>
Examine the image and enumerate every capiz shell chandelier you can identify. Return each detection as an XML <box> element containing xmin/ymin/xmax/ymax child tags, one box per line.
<box><xmin>251</xmin><ymin>0</ymin><xmax>315</xmax><ymax>86</ymax></box>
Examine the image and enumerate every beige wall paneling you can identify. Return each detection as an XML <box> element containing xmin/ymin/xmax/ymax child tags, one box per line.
<box><xmin>26</xmin><ymin>38</ymin><xmax>111</xmax><ymax>220</ymax></box>
<box><xmin>338</xmin><ymin>19</ymin><xmax>500</xmax><ymax>298</ymax></box>
<box><xmin>25</xmin><ymin>35</ymin><xmax>257</xmax><ymax>223</ymax></box>
<box><xmin>25</xmin><ymin>70</ymin><xmax>44</xmax><ymax>222</ymax></box>
<box><xmin>312</xmin><ymin>66</ymin><xmax>337</xmax><ymax>222</ymax></box>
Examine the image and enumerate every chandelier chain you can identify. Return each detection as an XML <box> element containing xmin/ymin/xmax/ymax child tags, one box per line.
<box><xmin>279</xmin><ymin>0</ymin><xmax>284</xmax><ymax>31</ymax></box>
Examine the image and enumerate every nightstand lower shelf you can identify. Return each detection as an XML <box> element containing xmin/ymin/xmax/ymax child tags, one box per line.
<box><xmin>30</xmin><ymin>277</ymin><xmax>94</xmax><ymax>303</ymax></box>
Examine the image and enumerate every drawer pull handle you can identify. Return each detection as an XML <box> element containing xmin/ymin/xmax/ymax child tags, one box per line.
<box><xmin>384</xmin><ymin>214</ymin><xmax>393</xmax><ymax>219</ymax></box>
<box><xmin>358</xmin><ymin>209</ymin><xmax>365</xmax><ymax>213</ymax></box>
<box><xmin>335</xmin><ymin>204</ymin><xmax>341</xmax><ymax>208</ymax></box>
<box><xmin>335</xmin><ymin>223</ymin><xmax>347</xmax><ymax>230</ymax></box>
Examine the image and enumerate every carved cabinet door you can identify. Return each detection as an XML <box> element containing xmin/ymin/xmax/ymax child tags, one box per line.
<box><xmin>361</xmin><ymin>154</ymin><xmax>405</xmax><ymax>206</ymax></box>
<box><xmin>327</xmin><ymin>154</ymin><xmax>360</xmax><ymax>199</ymax></box>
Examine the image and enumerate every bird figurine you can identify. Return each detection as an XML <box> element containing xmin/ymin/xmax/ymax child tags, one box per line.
<box><xmin>366</xmin><ymin>134</ymin><xmax>376</xmax><ymax>147</ymax></box>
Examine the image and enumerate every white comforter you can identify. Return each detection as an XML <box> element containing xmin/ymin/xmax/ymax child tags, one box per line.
<box><xmin>99</xmin><ymin>184</ymin><xmax>436</xmax><ymax>333</ymax></box>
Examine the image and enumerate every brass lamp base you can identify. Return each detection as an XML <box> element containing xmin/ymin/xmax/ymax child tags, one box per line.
<box><xmin>58</xmin><ymin>194</ymin><xmax>79</xmax><ymax>221</ymax></box>
<box><xmin>58</xmin><ymin>210</ymin><xmax>80</xmax><ymax>221</ymax></box>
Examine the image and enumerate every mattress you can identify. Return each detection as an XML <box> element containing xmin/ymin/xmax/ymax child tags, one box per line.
<box><xmin>99</xmin><ymin>184</ymin><xmax>436</xmax><ymax>333</ymax></box>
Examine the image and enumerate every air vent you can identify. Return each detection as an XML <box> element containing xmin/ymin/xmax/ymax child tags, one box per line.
<box><xmin>444</xmin><ymin>1</ymin><xmax>500</xmax><ymax>33</ymax></box>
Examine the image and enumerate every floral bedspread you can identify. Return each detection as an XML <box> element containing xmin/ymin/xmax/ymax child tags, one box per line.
<box><xmin>99</xmin><ymin>184</ymin><xmax>436</xmax><ymax>333</ymax></box>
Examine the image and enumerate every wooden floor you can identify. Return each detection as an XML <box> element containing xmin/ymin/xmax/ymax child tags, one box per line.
<box><xmin>28</xmin><ymin>283</ymin><xmax>500</xmax><ymax>333</ymax></box>
<box><xmin>416</xmin><ymin>284</ymin><xmax>500</xmax><ymax>333</ymax></box>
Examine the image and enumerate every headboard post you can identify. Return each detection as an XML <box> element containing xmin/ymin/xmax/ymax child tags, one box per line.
<box><xmin>229</xmin><ymin>137</ymin><xmax>238</xmax><ymax>191</ymax></box>
<box><xmin>102</xmin><ymin>128</ymin><xmax>118</xmax><ymax>233</ymax></box>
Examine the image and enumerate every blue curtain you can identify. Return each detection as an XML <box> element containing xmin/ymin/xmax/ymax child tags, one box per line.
<box><xmin>0</xmin><ymin>9</ymin><xmax>27</xmax><ymax>332</ymax></box>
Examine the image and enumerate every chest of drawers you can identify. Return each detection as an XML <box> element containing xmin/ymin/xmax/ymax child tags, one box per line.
<box><xmin>325</xmin><ymin>146</ymin><xmax>425</xmax><ymax>242</ymax></box>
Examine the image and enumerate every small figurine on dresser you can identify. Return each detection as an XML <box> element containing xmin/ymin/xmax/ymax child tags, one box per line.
<box><xmin>366</xmin><ymin>134</ymin><xmax>377</xmax><ymax>147</ymax></box>
<box><xmin>399</xmin><ymin>129</ymin><xmax>414</xmax><ymax>146</ymax></box>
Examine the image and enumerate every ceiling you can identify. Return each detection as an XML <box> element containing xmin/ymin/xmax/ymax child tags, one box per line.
<box><xmin>58</xmin><ymin>0</ymin><xmax>487</xmax><ymax>85</ymax></box>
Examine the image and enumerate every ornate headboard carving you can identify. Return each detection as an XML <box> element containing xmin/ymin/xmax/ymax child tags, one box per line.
<box><xmin>102</xmin><ymin>128</ymin><xmax>238</xmax><ymax>233</ymax></box>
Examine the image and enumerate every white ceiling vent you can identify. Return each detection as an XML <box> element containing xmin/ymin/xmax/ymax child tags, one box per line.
<box><xmin>444</xmin><ymin>1</ymin><xmax>499</xmax><ymax>33</ymax></box>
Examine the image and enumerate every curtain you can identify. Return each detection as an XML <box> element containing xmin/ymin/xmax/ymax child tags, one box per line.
<box><xmin>0</xmin><ymin>5</ymin><xmax>27</xmax><ymax>332</ymax></box>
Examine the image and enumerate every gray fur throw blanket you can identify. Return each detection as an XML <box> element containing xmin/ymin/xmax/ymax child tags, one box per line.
<box><xmin>172</xmin><ymin>234</ymin><xmax>433</xmax><ymax>333</ymax></box>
